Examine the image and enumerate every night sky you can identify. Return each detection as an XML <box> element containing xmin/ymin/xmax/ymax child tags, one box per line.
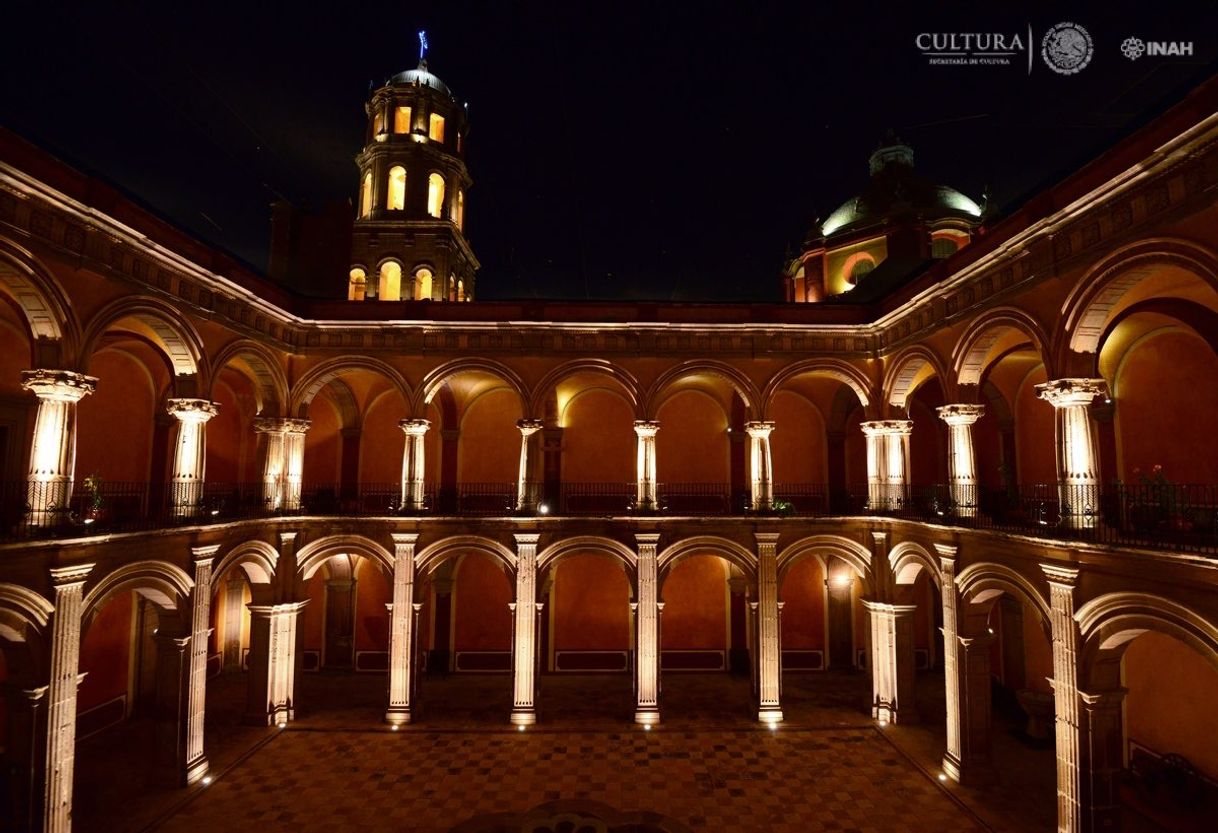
<box><xmin>4</xmin><ymin>1</ymin><xmax>1216</xmax><ymax>301</ymax></box>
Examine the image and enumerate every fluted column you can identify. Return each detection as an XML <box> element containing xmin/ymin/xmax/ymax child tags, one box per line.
<box><xmin>633</xmin><ymin>420</ymin><xmax>660</xmax><ymax>511</ymax></box>
<box><xmin>385</xmin><ymin>533</ymin><xmax>418</xmax><ymax>726</ymax></box>
<box><xmin>511</xmin><ymin>533</ymin><xmax>540</xmax><ymax>725</ymax></box>
<box><xmin>399</xmin><ymin>418</ymin><xmax>430</xmax><ymax>511</ymax></box>
<box><xmin>745</xmin><ymin>421</ymin><xmax>775</xmax><ymax>511</ymax></box>
<box><xmin>253</xmin><ymin>418</ymin><xmax>287</xmax><ymax>510</ymax></box>
<box><xmin>245</xmin><ymin>601</ymin><xmax>307</xmax><ymax>726</ymax></box>
<box><xmin>1043</xmin><ymin>564</ymin><xmax>1082</xmax><ymax>833</ymax></box>
<box><xmin>166</xmin><ymin>399</ymin><xmax>219</xmax><ymax>517</ymax></box>
<box><xmin>861</xmin><ymin>422</ymin><xmax>885</xmax><ymax>510</ymax></box>
<box><xmin>182</xmin><ymin>549</ymin><xmax>215</xmax><ymax>784</ymax></box>
<box><xmin>515</xmin><ymin>419</ymin><xmax>544</xmax><ymax>512</ymax></box>
<box><xmin>22</xmin><ymin>370</ymin><xmax>96</xmax><ymax>528</ymax></box>
<box><xmin>281</xmin><ymin>419</ymin><xmax>309</xmax><ymax>511</ymax></box>
<box><xmin>44</xmin><ymin>563</ymin><xmax>92</xmax><ymax>833</ymax></box>
<box><xmin>938</xmin><ymin>404</ymin><xmax>985</xmax><ymax>517</ymax></box>
<box><xmin>864</xmin><ymin>600</ymin><xmax>919</xmax><ymax>724</ymax></box>
<box><xmin>634</xmin><ymin>533</ymin><xmax>661</xmax><ymax>724</ymax></box>
<box><xmin>756</xmin><ymin>533</ymin><xmax>782</xmax><ymax>723</ymax></box>
<box><xmin>860</xmin><ymin>420</ymin><xmax>912</xmax><ymax>510</ymax></box>
<box><xmin>1036</xmin><ymin>379</ymin><xmax>1105</xmax><ymax>529</ymax></box>
<box><xmin>938</xmin><ymin>545</ymin><xmax>967</xmax><ymax>781</ymax></box>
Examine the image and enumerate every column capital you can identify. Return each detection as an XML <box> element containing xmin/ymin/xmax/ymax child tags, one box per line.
<box><xmin>391</xmin><ymin>533</ymin><xmax>420</xmax><ymax>547</ymax></box>
<box><xmin>633</xmin><ymin>420</ymin><xmax>660</xmax><ymax>438</ymax></box>
<box><xmin>860</xmin><ymin>419</ymin><xmax>913</xmax><ymax>437</ymax></box>
<box><xmin>754</xmin><ymin>532</ymin><xmax>781</xmax><ymax>547</ymax></box>
<box><xmin>247</xmin><ymin>600</ymin><xmax>309</xmax><ymax>618</ymax></box>
<box><xmin>937</xmin><ymin>404</ymin><xmax>985</xmax><ymax>426</ymax></box>
<box><xmin>49</xmin><ymin>563</ymin><xmax>94</xmax><ymax>587</ymax></box>
<box><xmin>1035</xmin><ymin>378</ymin><xmax>1107</xmax><ymax>408</ymax></box>
<box><xmin>516</xmin><ymin>418</ymin><xmax>544</xmax><ymax>436</ymax></box>
<box><xmin>744</xmin><ymin>420</ymin><xmax>775</xmax><ymax>439</ymax></box>
<box><xmin>166</xmin><ymin>398</ymin><xmax>219</xmax><ymax>423</ymax></box>
<box><xmin>1040</xmin><ymin>563</ymin><xmax>1080</xmax><ymax>587</ymax></box>
<box><xmin>1080</xmin><ymin>687</ymin><xmax>1128</xmax><ymax>709</ymax></box>
<box><xmin>399</xmin><ymin>418</ymin><xmax>431</xmax><ymax>436</ymax></box>
<box><xmin>21</xmin><ymin>369</ymin><xmax>97</xmax><ymax>402</ymax></box>
<box><xmin>513</xmin><ymin>533</ymin><xmax>541</xmax><ymax>546</ymax></box>
<box><xmin>933</xmin><ymin>543</ymin><xmax>958</xmax><ymax>561</ymax></box>
<box><xmin>635</xmin><ymin>533</ymin><xmax>661</xmax><ymax>547</ymax></box>
<box><xmin>191</xmin><ymin>544</ymin><xmax>221</xmax><ymax>567</ymax></box>
<box><xmin>254</xmin><ymin>416</ymin><xmax>310</xmax><ymax>435</ymax></box>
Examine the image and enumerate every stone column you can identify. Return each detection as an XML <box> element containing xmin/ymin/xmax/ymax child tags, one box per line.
<box><xmin>253</xmin><ymin>417</ymin><xmax>287</xmax><ymax>510</ymax></box>
<box><xmin>1036</xmin><ymin>379</ymin><xmax>1105</xmax><ymax>529</ymax></box>
<box><xmin>756</xmin><ymin>533</ymin><xmax>782</xmax><ymax>722</ymax></box>
<box><xmin>860</xmin><ymin>420</ymin><xmax>912</xmax><ymax>510</ymax></box>
<box><xmin>385</xmin><ymin>533</ymin><xmax>418</xmax><ymax>726</ymax></box>
<box><xmin>1080</xmin><ymin>688</ymin><xmax>1127</xmax><ymax>833</ymax></box>
<box><xmin>861</xmin><ymin>422</ymin><xmax>886</xmax><ymax>510</ymax></box>
<box><xmin>44</xmin><ymin>563</ymin><xmax>92</xmax><ymax>833</ymax></box>
<box><xmin>864</xmin><ymin>600</ymin><xmax>919</xmax><ymax>724</ymax></box>
<box><xmin>281</xmin><ymin>419</ymin><xmax>309</xmax><ymax>511</ymax></box>
<box><xmin>515</xmin><ymin>419</ymin><xmax>544</xmax><ymax>512</ymax></box>
<box><xmin>1043</xmin><ymin>564</ymin><xmax>1082</xmax><ymax>833</ymax></box>
<box><xmin>633</xmin><ymin>421</ymin><xmax>660</xmax><ymax>511</ymax></box>
<box><xmin>245</xmin><ymin>601</ymin><xmax>308</xmax><ymax>726</ymax></box>
<box><xmin>182</xmin><ymin>550</ymin><xmax>215</xmax><ymax>785</ymax></box>
<box><xmin>399</xmin><ymin>418</ymin><xmax>430</xmax><ymax>511</ymax></box>
<box><xmin>745</xmin><ymin>421</ymin><xmax>775</xmax><ymax>511</ymax></box>
<box><xmin>938</xmin><ymin>545</ymin><xmax>969</xmax><ymax>782</ymax></box>
<box><xmin>166</xmin><ymin>399</ymin><xmax>219</xmax><ymax>517</ymax></box>
<box><xmin>634</xmin><ymin>533</ymin><xmax>661</xmax><ymax>725</ymax></box>
<box><xmin>21</xmin><ymin>370</ymin><xmax>96</xmax><ymax>528</ymax></box>
<box><xmin>938</xmin><ymin>404</ymin><xmax>985</xmax><ymax>517</ymax></box>
<box><xmin>222</xmin><ymin>577</ymin><xmax>245</xmax><ymax>672</ymax></box>
<box><xmin>511</xmin><ymin>533</ymin><xmax>540</xmax><ymax>725</ymax></box>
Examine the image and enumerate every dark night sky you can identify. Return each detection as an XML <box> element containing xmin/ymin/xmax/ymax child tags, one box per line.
<box><xmin>4</xmin><ymin>1</ymin><xmax>1217</xmax><ymax>301</ymax></box>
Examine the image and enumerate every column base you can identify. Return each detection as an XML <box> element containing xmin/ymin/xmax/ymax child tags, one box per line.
<box><xmin>246</xmin><ymin>706</ymin><xmax>294</xmax><ymax>727</ymax></box>
<box><xmin>384</xmin><ymin>707</ymin><xmax>412</xmax><ymax>727</ymax></box>
<box><xmin>184</xmin><ymin>754</ymin><xmax>210</xmax><ymax>786</ymax></box>
<box><xmin>634</xmin><ymin>707</ymin><xmax>660</xmax><ymax>726</ymax></box>
<box><xmin>873</xmin><ymin>703</ymin><xmax>918</xmax><ymax>725</ymax></box>
<box><xmin>941</xmin><ymin>752</ymin><xmax>994</xmax><ymax>786</ymax></box>
<box><xmin>510</xmin><ymin>708</ymin><xmax>536</xmax><ymax>726</ymax></box>
<box><xmin>758</xmin><ymin>706</ymin><xmax>784</xmax><ymax>724</ymax></box>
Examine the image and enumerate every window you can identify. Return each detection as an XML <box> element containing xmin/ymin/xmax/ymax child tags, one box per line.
<box><xmin>387</xmin><ymin>166</ymin><xmax>406</xmax><ymax>211</ymax></box>
<box><xmin>348</xmin><ymin>268</ymin><xmax>367</xmax><ymax>301</ymax></box>
<box><xmin>932</xmin><ymin>237</ymin><xmax>958</xmax><ymax>259</ymax></box>
<box><xmin>846</xmin><ymin>256</ymin><xmax>875</xmax><ymax>288</ymax></box>
<box><xmin>427</xmin><ymin>173</ymin><xmax>446</xmax><ymax>218</ymax></box>
<box><xmin>373</xmin><ymin>110</ymin><xmax>386</xmax><ymax>137</ymax></box>
<box><xmin>456</xmin><ymin>190</ymin><xmax>465</xmax><ymax>230</ymax></box>
<box><xmin>394</xmin><ymin>106</ymin><xmax>412</xmax><ymax>134</ymax></box>
<box><xmin>457</xmin><ymin>278</ymin><xmax>465</xmax><ymax>302</ymax></box>
<box><xmin>414</xmin><ymin>267</ymin><xmax>433</xmax><ymax>301</ymax></box>
<box><xmin>448</xmin><ymin>274</ymin><xmax>456</xmax><ymax>301</ymax></box>
<box><xmin>429</xmin><ymin>113</ymin><xmax>446</xmax><ymax>142</ymax></box>
<box><xmin>359</xmin><ymin>172</ymin><xmax>372</xmax><ymax>218</ymax></box>
<box><xmin>379</xmin><ymin>261</ymin><xmax>402</xmax><ymax>301</ymax></box>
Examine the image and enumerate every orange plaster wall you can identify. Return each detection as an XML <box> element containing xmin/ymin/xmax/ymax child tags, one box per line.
<box><xmin>459</xmin><ymin>388</ymin><xmax>523</xmax><ymax>483</ymax></box>
<box><xmin>76</xmin><ymin>350</ymin><xmax>158</xmax><ymax>482</ymax></box>
<box><xmin>660</xmin><ymin>556</ymin><xmax>726</xmax><ymax>650</ymax></box>
<box><xmin>1115</xmin><ymin>331</ymin><xmax>1218</xmax><ymax>483</ymax></box>
<box><xmin>779</xmin><ymin>557</ymin><xmax>825</xmax><ymax>650</ymax></box>
<box><xmin>354</xmin><ymin>560</ymin><xmax>390</xmax><ymax>652</ymax></box>
<box><xmin>1015</xmin><ymin>366</ymin><xmax>1056</xmax><ymax>485</ymax></box>
<box><xmin>909</xmin><ymin>391</ymin><xmax>947</xmax><ymax>487</ymax></box>
<box><xmin>1124</xmin><ymin>631</ymin><xmax>1218</xmax><ymax>779</ymax></box>
<box><xmin>302</xmin><ymin>394</ymin><xmax>342</xmax><ymax>485</ymax></box>
<box><xmin>0</xmin><ymin>310</ymin><xmax>29</xmax><ymax>398</ymax></box>
<box><xmin>359</xmin><ymin>392</ymin><xmax>408</xmax><ymax>485</ymax></box>
<box><xmin>299</xmin><ymin>573</ymin><xmax>326</xmax><ymax>652</ymax></box>
<box><xmin>206</xmin><ymin>374</ymin><xmax>257</xmax><ymax>483</ymax></box>
<box><xmin>552</xmin><ymin>556</ymin><xmax>630</xmax><ymax>650</ymax></box>
<box><xmin>844</xmin><ymin>404</ymin><xmax>867</xmax><ymax>486</ymax></box>
<box><xmin>769</xmin><ymin>392</ymin><xmax>826</xmax><ymax>484</ymax></box>
<box><xmin>561</xmin><ymin>389</ymin><xmax>635</xmax><ymax>483</ymax></box>
<box><xmin>78</xmin><ymin>590</ymin><xmax>132</xmax><ymax>712</ymax></box>
<box><xmin>656</xmin><ymin>391</ymin><xmax>728</xmax><ymax>483</ymax></box>
<box><xmin>453</xmin><ymin>555</ymin><xmax>512</xmax><ymax>651</ymax></box>
<box><xmin>912</xmin><ymin>571</ymin><xmax>933</xmax><ymax>652</ymax></box>
<box><xmin>972</xmin><ymin>410</ymin><xmax>1004</xmax><ymax>489</ymax></box>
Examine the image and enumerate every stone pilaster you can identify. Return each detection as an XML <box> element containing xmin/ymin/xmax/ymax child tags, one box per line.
<box><xmin>745</xmin><ymin>422</ymin><xmax>775</xmax><ymax>511</ymax></box>
<box><xmin>938</xmin><ymin>404</ymin><xmax>985</xmax><ymax>517</ymax></box>
<box><xmin>1079</xmin><ymin>688</ymin><xmax>1128</xmax><ymax>833</ymax></box>
<box><xmin>44</xmin><ymin>563</ymin><xmax>93</xmax><ymax>833</ymax></box>
<box><xmin>864</xmin><ymin>600</ymin><xmax>919</xmax><ymax>724</ymax></box>
<box><xmin>937</xmin><ymin>544</ymin><xmax>967</xmax><ymax>782</ymax></box>
<box><xmin>633</xmin><ymin>421</ymin><xmax>660</xmax><ymax>511</ymax></box>
<box><xmin>1043</xmin><ymin>564</ymin><xmax>1083</xmax><ymax>833</ymax></box>
<box><xmin>182</xmin><ymin>548</ymin><xmax>216</xmax><ymax>784</ymax></box>
<box><xmin>515</xmin><ymin>419</ymin><xmax>545</xmax><ymax>512</ymax></box>
<box><xmin>22</xmin><ymin>370</ymin><xmax>96</xmax><ymax>528</ymax></box>
<box><xmin>385</xmin><ymin>533</ymin><xmax>418</xmax><ymax>725</ymax></box>
<box><xmin>1036</xmin><ymin>379</ymin><xmax>1105</xmax><ymax>529</ymax></box>
<box><xmin>511</xmin><ymin>533</ymin><xmax>540</xmax><ymax>725</ymax></box>
<box><xmin>399</xmin><ymin>418</ymin><xmax>430</xmax><ymax>511</ymax></box>
<box><xmin>755</xmin><ymin>533</ymin><xmax>782</xmax><ymax>722</ymax></box>
<box><xmin>245</xmin><ymin>601</ymin><xmax>308</xmax><ymax>726</ymax></box>
<box><xmin>634</xmin><ymin>533</ymin><xmax>661</xmax><ymax>724</ymax></box>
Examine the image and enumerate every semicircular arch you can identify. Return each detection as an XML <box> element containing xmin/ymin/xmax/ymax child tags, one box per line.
<box><xmin>529</xmin><ymin>359</ymin><xmax>643</xmax><ymax>419</ymax></box>
<box><xmin>209</xmin><ymin>339</ymin><xmax>289</xmax><ymax>417</ymax></box>
<box><xmin>952</xmin><ymin>306</ymin><xmax>1052</xmax><ymax>389</ymax></box>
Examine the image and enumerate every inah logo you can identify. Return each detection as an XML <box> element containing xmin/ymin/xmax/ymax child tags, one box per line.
<box><xmin>1042</xmin><ymin>22</ymin><xmax>1093</xmax><ymax>74</ymax></box>
<box><xmin>1121</xmin><ymin>38</ymin><xmax>1146</xmax><ymax>60</ymax></box>
<box><xmin>1120</xmin><ymin>36</ymin><xmax>1194</xmax><ymax>60</ymax></box>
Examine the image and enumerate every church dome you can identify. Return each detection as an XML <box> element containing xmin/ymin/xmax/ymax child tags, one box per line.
<box><xmin>819</xmin><ymin>138</ymin><xmax>981</xmax><ymax>238</ymax></box>
<box><xmin>390</xmin><ymin>61</ymin><xmax>453</xmax><ymax>97</ymax></box>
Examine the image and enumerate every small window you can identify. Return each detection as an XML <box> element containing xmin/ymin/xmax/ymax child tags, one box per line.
<box><xmin>359</xmin><ymin>172</ymin><xmax>372</xmax><ymax>218</ymax></box>
<box><xmin>429</xmin><ymin>113</ymin><xmax>445</xmax><ymax>142</ymax></box>
<box><xmin>427</xmin><ymin>173</ymin><xmax>446</xmax><ymax>218</ymax></box>
<box><xmin>387</xmin><ymin>166</ymin><xmax>406</xmax><ymax>211</ymax></box>
<box><xmin>456</xmin><ymin>190</ymin><xmax>465</xmax><ymax>230</ymax></box>
<box><xmin>932</xmin><ymin>237</ymin><xmax>958</xmax><ymax>259</ymax></box>
<box><xmin>414</xmin><ymin>267</ymin><xmax>433</xmax><ymax>301</ymax></box>
<box><xmin>457</xmin><ymin>278</ymin><xmax>465</xmax><ymax>302</ymax></box>
<box><xmin>348</xmin><ymin>268</ymin><xmax>367</xmax><ymax>301</ymax></box>
<box><xmin>847</xmin><ymin>257</ymin><xmax>875</xmax><ymax>287</ymax></box>
<box><xmin>379</xmin><ymin>262</ymin><xmax>402</xmax><ymax>301</ymax></box>
<box><xmin>457</xmin><ymin>132</ymin><xmax>463</xmax><ymax>153</ymax></box>
<box><xmin>394</xmin><ymin>106</ymin><xmax>412</xmax><ymax>134</ymax></box>
<box><xmin>373</xmin><ymin>110</ymin><xmax>386</xmax><ymax>136</ymax></box>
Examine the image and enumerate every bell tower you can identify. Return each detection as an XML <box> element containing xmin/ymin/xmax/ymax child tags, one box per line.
<box><xmin>348</xmin><ymin>34</ymin><xmax>478</xmax><ymax>303</ymax></box>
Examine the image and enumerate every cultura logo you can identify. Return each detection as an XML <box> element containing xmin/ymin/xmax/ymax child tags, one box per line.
<box><xmin>1041</xmin><ymin>22</ymin><xmax>1094</xmax><ymax>75</ymax></box>
<box><xmin>1121</xmin><ymin>37</ymin><xmax>1146</xmax><ymax>60</ymax></box>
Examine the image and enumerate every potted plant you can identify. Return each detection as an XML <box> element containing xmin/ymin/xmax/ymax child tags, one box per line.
<box><xmin>82</xmin><ymin>473</ymin><xmax>104</xmax><ymax>524</ymax></box>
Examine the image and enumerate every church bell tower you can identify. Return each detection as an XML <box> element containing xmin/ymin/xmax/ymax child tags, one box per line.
<box><xmin>348</xmin><ymin>34</ymin><xmax>478</xmax><ymax>302</ymax></box>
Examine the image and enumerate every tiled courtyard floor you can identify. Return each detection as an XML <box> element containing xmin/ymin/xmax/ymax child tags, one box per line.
<box><xmin>72</xmin><ymin>670</ymin><xmax>1093</xmax><ymax>833</ymax></box>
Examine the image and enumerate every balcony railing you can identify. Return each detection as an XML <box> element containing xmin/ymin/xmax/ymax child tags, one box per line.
<box><xmin>2</xmin><ymin>479</ymin><xmax>1215</xmax><ymax>556</ymax></box>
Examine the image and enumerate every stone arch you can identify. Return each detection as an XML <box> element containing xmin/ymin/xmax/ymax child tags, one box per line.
<box><xmin>0</xmin><ymin>238</ymin><xmax>79</xmax><ymax>364</ymax></box>
<box><xmin>776</xmin><ymin>535</ymin><xmax>873</xmax><ymax>592</ymax></box>
<box><xmin>761</xmin><ymin>358</ymin><xmax>872</xmax><ymax>417</ymax></box>
<box><xmin>415</xmin><ymin>535</ymin><xmax>517</xmax><ymax>578</ymax></box>
<box><xmin>82</xmin><ymin>560</ymin><xmax>194</xmax><ymax>623</ymax></box>
<box><xmin>646</xmin><ymin>361</ymin><xmax>762</xmax><ymax>418</ymax></box>
<box><xmin>1059</xmin><ymin>237</ymin><xmax>1218</xmax><ymax>360</ymax></box>
<box><xmin>296</xmin><ymin>534</ymin><xmax>394</xmax><ymax>581</ymax></box>
<box><xmin>888</xmin><ymin>541</ymin><xmax>942</xmax><ymax>590</ymax></box>
<box><xmin>537</xmin><ymin>535</ymin><xmax>638</xmax><ymax>578</ymax></box>
<box><xmin>882</xmin><ymin>345</ymin><xmax>952</xmax><ymax>411</ymax></box>
<box><xmin>288</xmin><ymin>356</ymin><xmax>412</xmax><ymax>418</ymax></box>
<box><xmin>208</xmin><ymin>339</ymin><xmax>289</xmax><ymax>417</ymax></box>
<box><xmin>0</xmin><ymin>583</ymin><xmax>54</xmax><ymax>644</ymax></box>
<box><xmin>954</xmin><ymin>561</ymin><xmax>1051</xmax><ymax>636</ymax></box>
<box><xmin>528</xmin><ymin>359</ymin><xmax>644</xmax><ymax>420</ymax></box>
<box><xmin>1077</xmin><ymin>591</ymin><xmax>1218</xmax><ymax>689</ymax></box>
<box><xmin>79</xmin><ymin>296</ymin><xmax>208</xmax><ymax>388</ymax></box>
<box><xmin>212</xmin><ymin>539</ymin><xmax>279</xmax><ymax>591</ymax></box>
<box><xmin>952</xmin><ymin>306</ymin><xmax>1052</xmax><ymax>389</ymax></box>
<box><xmin>657</xmin><ymin>536</ymin><xmax>756</xmax><ymax>587</ymax></box>
<box><xmin>414</xmin><ymin>358</ymin><xmax>530</xmax><ymax>416</ymax></box>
